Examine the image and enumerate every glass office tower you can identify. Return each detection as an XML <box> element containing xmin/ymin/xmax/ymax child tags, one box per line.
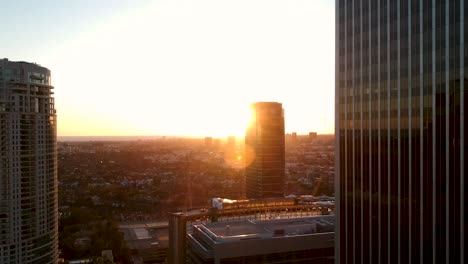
<box><xmin>0</xmin><ymin>59</ymin><xmax>58</xmax><ymax>263</ymax></box>
<box><xmin>245</xmin><ymin>102</ymin><xmax>285</xmax><ymax>198</ymax></box>
<box><xmin>336</xmin><ymin>1</ymin><xmax>466</xmax><ymax>263</ymax></box>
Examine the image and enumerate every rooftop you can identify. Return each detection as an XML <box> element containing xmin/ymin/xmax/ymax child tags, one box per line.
<box><xmin>120</xmin><ymin>223</ymin><xmax>169</xmax><ymax>250</ymax></box>
<box><xmin>195</xmin><ymin>215</ymin><xmax>334</xmax><ymax>243</ymax></box>
<box><xmin>1</xmin><ymin>58</ymin><xmax>48</xmax><ymax>71</ymax></box>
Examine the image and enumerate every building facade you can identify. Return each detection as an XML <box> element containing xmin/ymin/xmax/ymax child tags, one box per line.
<box><xmin>187</xmin><ymin>216</ymin><xmax>334</xmax><ymax>264</ymax></box>
<box><xmin>336</xmin><ymin>1</ymin><xmax>466</xmax><ymax>263</ymax></box>
<box><xmin>168</xmin><ymin>197</ymin><xmax>333</xmax><ymax>264</ymax></box>
<box><xmin>245</xmin><ymin>102</ymin><xmax>285</xmax><ymax>198</ymax></box>
<box><xmin>0</xmin><ymin>59</ymin><xmax>58</xmax><ymax>263</ymax></box>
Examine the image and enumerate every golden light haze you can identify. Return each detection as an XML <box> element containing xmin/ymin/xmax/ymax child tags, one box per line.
<box><xmin>44</xmin><ymin>0</ymin><xmax>335</xmax><ymax>137</ymax></box>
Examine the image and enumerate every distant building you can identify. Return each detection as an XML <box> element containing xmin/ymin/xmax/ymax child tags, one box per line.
<box><xmin>187</xmin><ymin>216</ymin><xmax>334</xmax><ymax>264</ymax></box>
<box><xmin>120</xmin><ymin>222</ymin><xmax>168</xmax><ymax>263</ymax></box>
<box><xmin>291</xmin><ymin>132</ymin><xmax>298</xmax><ymax>145</ymax></box>
<box><xmin>309</xmin><ymin>132</ymin><xmax>317</xmax><ymax>140</ymax></box>
<box><xmin>245</xmin><ymin>102</ymin><xmax>285</xmax><ymax>198</ymax></box>
<box><xmin>204</xmin><ymin>137</ymin><xmax>212</xmax><ymax>147</ymax></box>
<box><xmin>0</xmin><ymin>59</ymin><xmax>58</xmax><ymax>263</ymax></box>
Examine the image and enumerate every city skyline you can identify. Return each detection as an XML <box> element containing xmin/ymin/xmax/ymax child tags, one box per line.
<box><xmin>1</xmin><ymin>0</ymin><xmax>335</xmax><ymax>137</ymax></box>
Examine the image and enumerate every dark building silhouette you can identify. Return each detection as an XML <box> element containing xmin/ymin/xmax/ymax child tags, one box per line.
<box><xmin>0</xmin><ymin>59</ymin><xmax>58</xmax><ymax>263</ymax></box>
<box><xmin>309</xmin><ymin>132</ymin><xmax>317</xmax><ymax>140</ymax></box>
<box><xmin>245</xmin><ymin>102</ymin><xmax>285</xmax><ymax>198</ymax></box>
<box><xmin>336</xmin><ymin>1</ymin><xmax>466</xmax><ymax>263</ymax></box>
<box><xmin>291</xmin><ymin>132</ymin><xmax>298</xmax><ymax>145</ymax></box>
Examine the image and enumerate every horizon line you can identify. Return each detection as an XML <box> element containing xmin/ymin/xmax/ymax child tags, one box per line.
<box><xmin>58</xmin><ymin>133</ymin><xmax>334</xmax><ymax>140</ymax></box>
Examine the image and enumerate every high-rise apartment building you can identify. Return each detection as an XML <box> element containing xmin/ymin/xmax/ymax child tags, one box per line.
<box><xmin>336</xmin><ymin>1</ymin><xmax>466</xmax><ymax>263</ymax></box>
<box><xmin>0</xmin><ymin>59</ymin><xmax>58</xmax><ymax>263</ymax></box>
<box><xmin>245</xmin><ymin>102</ymin><xmax>285</xmax><ymax>198</ymax></box>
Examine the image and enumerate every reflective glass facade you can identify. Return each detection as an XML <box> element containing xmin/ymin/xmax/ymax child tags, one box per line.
<box><xmin>336</xmin><ymin>0</ymin><xmax>466</xmax><ymax>263</ymax></box>
<box><xmin>245</xmin><ymin>102</ymin><xmax>285</xmax><ymax>198</ymax></box>
<box><xmin>0</xmin><ymin>59</ymin><xmax>58</xmax><ymax>263</ymax></box>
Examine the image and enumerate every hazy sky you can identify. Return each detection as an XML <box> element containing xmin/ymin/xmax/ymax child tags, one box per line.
<box><xmin>1</xmin><ymin>0</ymin><xmax>335</xmax><ymax>137</ymax></box>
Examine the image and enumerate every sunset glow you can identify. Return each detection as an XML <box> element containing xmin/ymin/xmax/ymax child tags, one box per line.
<box><xmin>3</xmin><ymin>0</ymin><xmax>335</xmax><ymax>137</ymax></box>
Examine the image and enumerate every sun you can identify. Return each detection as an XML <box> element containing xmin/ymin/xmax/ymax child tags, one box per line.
<box><xmin>199</xmin><ymin>104</ymin><xmax>251</xmax><ymax>138</ymax></box>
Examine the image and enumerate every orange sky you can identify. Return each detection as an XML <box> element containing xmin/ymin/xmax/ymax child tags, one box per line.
<box><xmin>3</xmin><ymin>0</ymin><xmax>335</xmax><ymax>137</ymax></box>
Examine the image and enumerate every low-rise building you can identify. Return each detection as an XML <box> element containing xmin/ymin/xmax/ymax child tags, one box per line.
<box><xmin>187</xmin><ymin>215</ymin><xmax>334</xmax><ymax>264</ymax></box>
<box><xmin>120</xmin><ymin>223</ymin><xmax>169</xmax><ymax>263</ymax></box>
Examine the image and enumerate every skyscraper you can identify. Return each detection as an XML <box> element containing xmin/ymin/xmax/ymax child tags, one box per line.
<box><xmin>245</xmin><ymin>102</ymin><xmax>285</xmax><ymax>198</ymax></box>
<box><xmin>0</xmin><ymin>59</ymin><xmax>58</xmax><ymax>263</ymax></box>
<box><xmin>336</xmin><ymin>1</ymin><xmax>466</xmax><ymax>263</ymax></box>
